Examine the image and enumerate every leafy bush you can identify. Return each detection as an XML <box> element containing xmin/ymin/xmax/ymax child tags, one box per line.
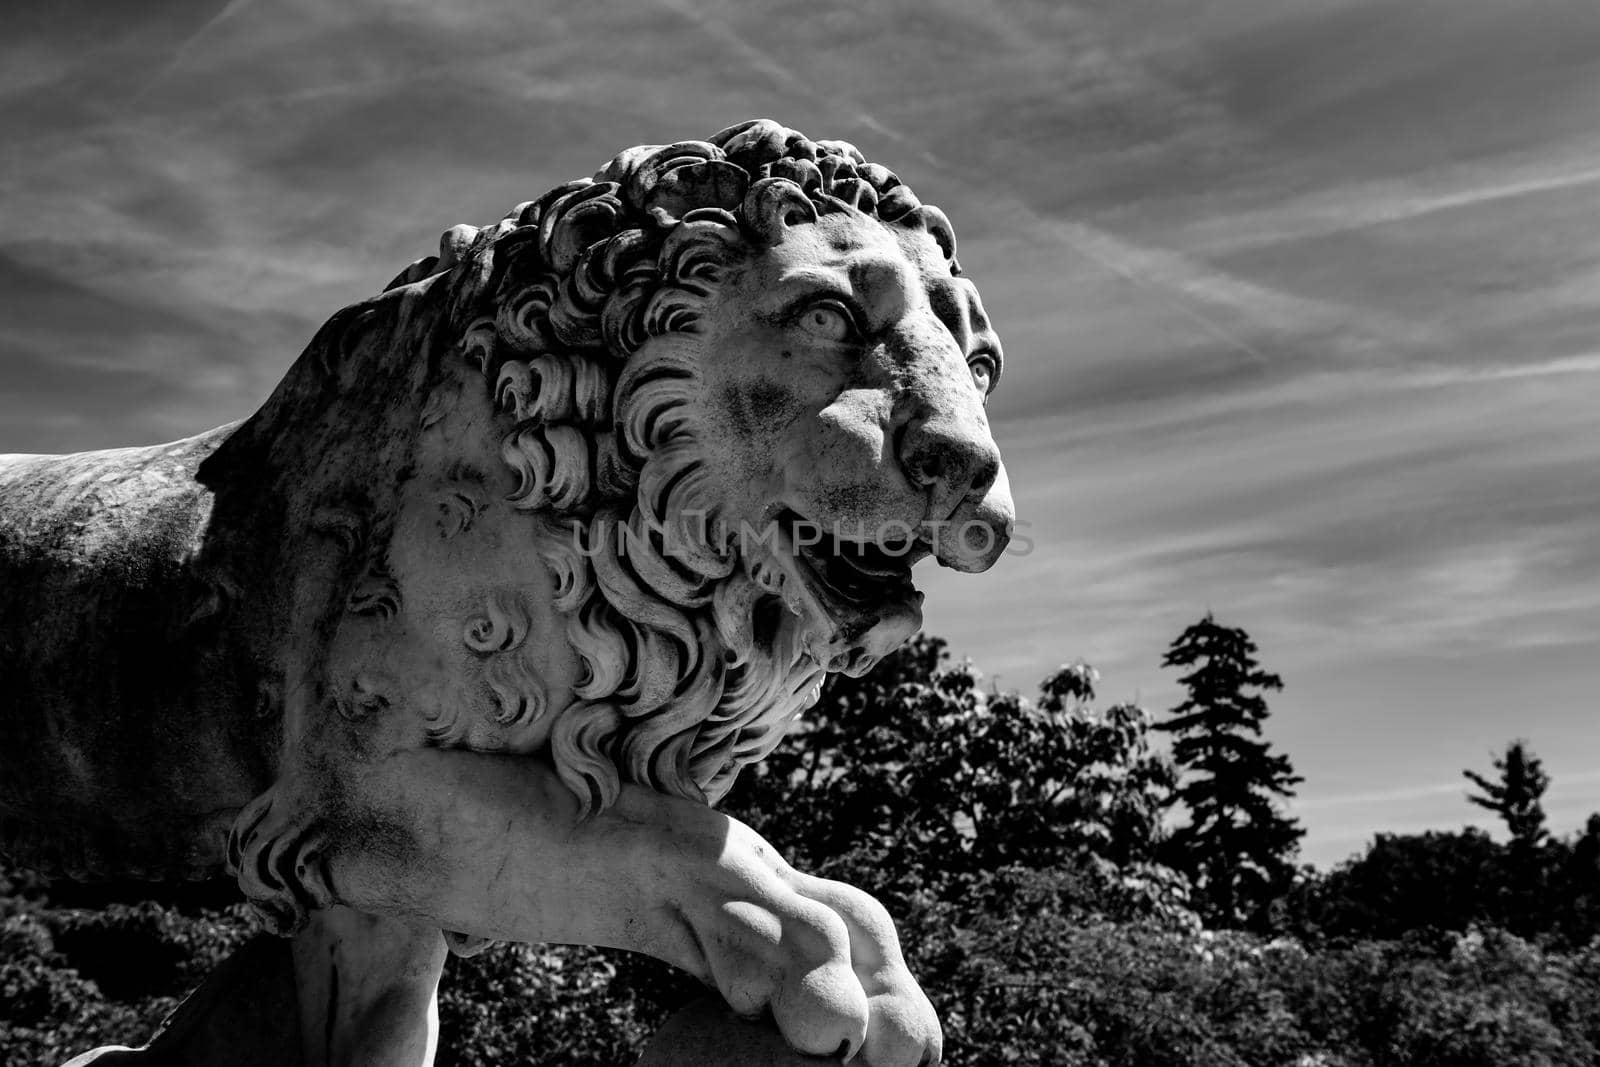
<box><xmin>436</xmin><ymin>943</ymin><xmax>656</xmax><ymax>1067</ymax></box>
<box><xmin>1284</xmin><ymin>821</ymin><xmax>1600</xmax><ymax>948</ymax></box>
<box><xmin>0</xmin><ymin>889</ymin><xmax>251</xmax><ymax>1067</ymax></box>
<box><xmin>723</xmin><ymin>637</ymin><xmax>1180</xmax><ymax>914</ymax></box>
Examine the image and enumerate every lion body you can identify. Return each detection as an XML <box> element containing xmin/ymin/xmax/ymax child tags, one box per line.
<box><xmin>0</xmin><ymin>263</ymin><xmax>453</xmax><ymax>881</ymax></box>
<box><xmin>0</xmin><ymin>122</ymin><xmax>1011</xmax><ymax>927</ymax></box>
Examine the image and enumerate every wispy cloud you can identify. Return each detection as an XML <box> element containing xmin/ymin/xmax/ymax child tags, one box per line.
<box><xmin>1181</xmin><ymin>156</ymin><xmax>1600</xmax><ymax>256</ymax></box>
<box><xmin>139</xmin><ymin>0</ymin><xmax>266</xmax><ymax>95</ymax></box>
<box><xmin>1299</xmin><ymin>771</ymin><xmax>1600</xmax><ymax>813</ymax></box>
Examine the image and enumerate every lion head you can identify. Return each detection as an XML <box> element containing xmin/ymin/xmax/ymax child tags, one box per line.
<box><xmin>280</xmin><ymin>120</ymin><xmax>1012</xmax><ymax>836</ymax></box>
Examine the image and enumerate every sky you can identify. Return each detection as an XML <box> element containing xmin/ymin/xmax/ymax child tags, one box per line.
<box><xmin>2</xmin><ymin>0</ymin><xmax>1597</xmax><ymax>866</ymax></box>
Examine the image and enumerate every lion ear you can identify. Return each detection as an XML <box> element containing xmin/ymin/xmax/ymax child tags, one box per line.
<box><xmin>741</xmin><ymin>177</ymin><xmax>818</xmax><ymax>246</ymax></box>
<box><xmin>905</xmin><ymin>203</ymin><xmax>959</xmax><ymax>265</ymax></box>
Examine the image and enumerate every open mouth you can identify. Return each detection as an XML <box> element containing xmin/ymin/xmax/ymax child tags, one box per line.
<box><xmin>748</xmin><ymin>509</ymin><xmax>931</xmax><ymax>673</ymax></box>
<box><xmin>772</xmin><ymin>509</ymin><xmax>926</xmax><ymax>606</ymax></box>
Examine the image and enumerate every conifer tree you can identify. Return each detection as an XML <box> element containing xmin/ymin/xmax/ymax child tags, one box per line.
<box><xmin>1463</xmin><ymin>740</ymin><xmax>1554</xmax><ymax>930</ymax></box>
<box><xmin>1156</xmin><ymin>613</ymin><xmax>1303</xmax><ymax>927</ymax></box>
<box><xmin>1464</xmin><ymin>740</ymin><xmax>1550</xmax><ymax>849</ymax></box>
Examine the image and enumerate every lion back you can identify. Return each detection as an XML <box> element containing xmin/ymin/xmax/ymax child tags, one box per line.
<box><xmin>0</xmin><ymin>427</ymin><xmax>272</xmax><ymax>880</ymax></box>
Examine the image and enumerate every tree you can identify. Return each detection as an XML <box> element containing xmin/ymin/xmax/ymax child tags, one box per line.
<box><xmin>1156</xmin><ymin>613</ymin><xmax>1303</xmax><ymax>928</ymax></box>
<box><xmin>1462</xmin><ymin>741</ymin><xmax>1555</xmax><ymax>933</ymax></box>
<box><xmin>718</xmin><ymin>636</ymin><xmax>1183</xmax><ymax>917</ymax></box>
<box><xmin>1464</xmin><ymin>741</ymin><xmax>1550</xmax><ymax>849</ymax></box>
<box><xmin>1283</xmin><ymin>829</ymin><xmax>1514</xmax><ymax>940</ymax></box>
<box><xmin>1553</xmin><ymin>813</ymin><xmax>1600</xmax><ymax>946</ymax></box>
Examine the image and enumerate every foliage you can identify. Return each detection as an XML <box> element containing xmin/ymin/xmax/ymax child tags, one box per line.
<box><xmin>1285</xmin><ymin>818</ymin><xmax>1600</xmax><ymax>948</ymax></box>
<box><xmin>0</xmin><ymin>868</ymin><xmax>254</xmax><ymax>1067</ymax></box>
<box><xmin>1553</xmin><ymin>814</ymin><xmax>1600</xmax><ymax>947</ymax></box>
<box><xmin>435</xmin><ymin>943</ymin><xmax>655</xmax><ymax>1067</ymax></box>
<box><xmin>723</xmin><ymin>635</ymin><xmax>1180</xmax><ymax>912</ymax></box>
<box><xmin>910</xmin><ymin>880</ymin><xmax>1600</xmax><ymax>1067</ymax></box>
<box><xmin>1278</xmin><ymin>739</ymin><xmax>1595</xmax><ymax>947</ymax></box>
<box><xmin>1285</xmin><ymin>829</ymin><xmax>1515</xmax><ymax>940</ymax></box>
<box><xmin>1155</xmin><ymin>613</ymin><xmax>1304</xmax><ymax>929</ymax></box>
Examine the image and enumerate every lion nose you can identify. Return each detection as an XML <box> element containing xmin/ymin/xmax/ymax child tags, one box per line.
<box><xmin>899</xmin><ymin>413</ymin><xmax>1002</xmax><ymax>521</ymax></box>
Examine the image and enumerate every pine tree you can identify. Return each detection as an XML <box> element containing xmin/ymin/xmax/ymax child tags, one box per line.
<box><xmin>1463</xmin><ymin>740</ymin><xmax>1554</xmax><ymax>932</ymax></box>
<box><xmin>1156</xmin><ymin>613</ymin><xmax>1303</xmax><ymax>927</ymax></box>
<box><xmin>1463</xmin><ymin>740</ymin><xmax>1550</xmax><ymax>848</ymax></box>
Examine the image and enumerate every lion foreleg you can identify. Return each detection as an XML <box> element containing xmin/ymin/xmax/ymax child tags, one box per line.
<box><xmin>290</xmin><ymin>907</ymin><xmax>446</xmax><ymax>1067</ymax></box>
<box><xmin>232</xmin><ymin>748</ymin><xmax>939</xmax><ymax>1066</ymax></box>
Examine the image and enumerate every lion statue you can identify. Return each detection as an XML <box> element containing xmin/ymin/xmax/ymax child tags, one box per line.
<box><xmin>0</xmin><ymin>119</ymin><xmax>1013</xmax><ymax>1066</ymax></box>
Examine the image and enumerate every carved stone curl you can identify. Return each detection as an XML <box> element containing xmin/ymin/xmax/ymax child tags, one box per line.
<box><xmin>0</xmin><ymin>119</ymin><xmax>1014</xmax><ymax>1066</ymax></box>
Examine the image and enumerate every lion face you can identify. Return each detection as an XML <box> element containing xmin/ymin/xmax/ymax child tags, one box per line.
<box><xmin>653</xmin><ymin>210</ymin><xmax>1013</xmax><ymax>674</ymax></box>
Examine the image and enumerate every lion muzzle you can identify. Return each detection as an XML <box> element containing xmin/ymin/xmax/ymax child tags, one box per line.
<box><xmin>900</xmin><ymin>407</ymin><xmax>1014</xmax><ymax>574</ymax></box>
<box><xmin>929</xmin><ymin>459</ymin><xmax>1014</xmax><ymax>573</ymax></box>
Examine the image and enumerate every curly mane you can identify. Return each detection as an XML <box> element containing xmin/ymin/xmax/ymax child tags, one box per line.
<box><xmin>390</xmin><ymin>119</ymin><xmax>962</xmax><ymax>811</ymax></box>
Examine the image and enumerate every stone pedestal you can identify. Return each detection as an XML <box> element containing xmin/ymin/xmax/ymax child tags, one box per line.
<box><xmin>62</xmin><ymin>909</ymin><xmax>446</xmax><ymax>1067</ymax></box>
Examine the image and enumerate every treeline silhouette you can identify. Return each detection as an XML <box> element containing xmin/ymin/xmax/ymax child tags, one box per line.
<box><xmin>5</xmin><ymin>616</ymin><xmax>1600</xmax><ymax>1065</ymax></box>
<box><xmin>1287</xmin><ymin>740</ymin><xmax>1600</xmax><ymax>946</ymax></box>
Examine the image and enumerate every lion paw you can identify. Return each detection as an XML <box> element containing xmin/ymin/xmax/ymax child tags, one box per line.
<box><xmin>685</xmin><ymin>828</ymin><xmax>940</xmax><ymax>1066</ymax></box>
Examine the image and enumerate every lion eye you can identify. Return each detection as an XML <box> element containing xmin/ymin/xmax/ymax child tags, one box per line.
<box><xmin>799</xmin><ymin>302</ymin><xmax>855</xmax><ymax>342</ymax></box>
<box><xmin>969</xmin><ymin>353</ymin><xmax>997</xmax><ymax>393</ymax></box>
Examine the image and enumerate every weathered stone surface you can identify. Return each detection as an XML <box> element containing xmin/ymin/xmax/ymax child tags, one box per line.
<box><xmin>0</xmin><ymin>119</ymin><xmax>1012</xmax><ymax>1066</ymax></box>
